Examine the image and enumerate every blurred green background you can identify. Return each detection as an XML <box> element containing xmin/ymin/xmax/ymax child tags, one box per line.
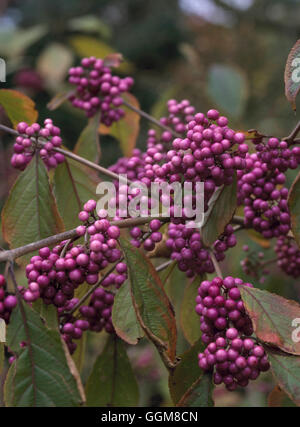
<box><xmin>0</xmin><ymin>0</ymin><xmax>299</xmax><ymax>407</ymax></box>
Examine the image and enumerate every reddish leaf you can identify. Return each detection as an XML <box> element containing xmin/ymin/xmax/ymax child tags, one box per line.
<box><xmin>103</xmin><ymin>53</ymin><xmax>123</xmax><ymax>68</ymax></box>
<box><xmin>240</xmin><ymin>286</ymin><xmax>300</xmax><ymax>355</ymax></box>
<box><xmin>0</xmin><ymin>89</ymin><xmax>38</xmax><ymax>128</ymax></box>
<box><xmin>284</xmin><ymin>39</ymin><xmax>300</xmax><ymax>111</ymax></box>
<box><xmin>266</xmin><ymin>348</ymin><xmax>300</xmax><ymax>406</ymax></box>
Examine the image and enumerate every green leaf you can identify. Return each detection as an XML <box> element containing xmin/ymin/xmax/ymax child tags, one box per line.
<box><xmin>120</xmin><ymin>238</ymin><xmax>177</xmax><ymax>362</ymax></box>
<box><xmin>207</xmin><ymin>64</ymin><xmax>248</xmax><ymax>118</ymax></box>
<box><xmin>0</xmin><ymin>89</ymin><xmax>38</xmax><ymax>128</ymax></box>
<box><xmin>67</xmin><ymin>15</ymin><xmax>111</xmax><ymax>39</ymax></box>
<box><xmin>240</xmin><ymin>286</ymin><xmax>300</xmax><ymax>355</ymax></box>
<box><xmin>0</xmin><ymin>25</ymin><xmax>47</xmax><ymax>58</ymax></box>
<box><xmin>72</xmin><ymin>333</ymin><xmax>86</xmax><ymax>373</ymax></box>
<box><xmin>284</xmin><ymin>40</ymin><xmax>300</xmax><ymax>111</ymax></box>
<box><xmin>266</xmin><ymin>348</ymin><xmax>300</xmax><ymax>406</ymax></box>
<box><xmin>288</xmin><ymin>171</ymin><xmax>300</xmax><ymax>247</ymax></box>
<box><xmin>85</xmin><ymin>335</ymin><xmax>139</xmax><ymax>406</ymax></box>
<box><xmin>169</xmin><ymin>339</ymin><xmax>205</xmax><ymax>405</ymax></box>
<box><xmin>4</xmin><ymin>303</ymin><xmax>85</xmax><ymax>407</ymax></box>
<box><xmin>99</xmin><ymin>92</ymin><xmax>140</xmax><ymax>157</ymax></box>
<box><xmin>177</xmin><ymin>372</ymin><xmax>214</xmax><ymax>407</ymax></box>
<box><xmin>0</xmin><ymin>343</ymin><xmax>4</xmax><ymax>374</ymax></box>
<box><xmin>53</xmin><ymin>155</ymin><xmax>98</xmax><ymax>230</ymax></box>
<box><xmin>1</xmin><ymin>156</ymin><xmax>64</xmax><ymax>265</ymax></box>
<box><xmin>112</xmin><ymin>279</ymin><xmax>144</xmax><ymax>345</ymax></box>
<box><xmin>201</xmin><ymin>174</ymin><xmax>237</xmax><ymax>247</ymax></box>
<box><xmin>32</xmin><ymin>300</ymin><xmax>58</xmax><ymax>330</ymax></box>
<box><xmin>37</xmin><ymin>43</ymin><xmax>74</xmax><ymax>88</ymax></box>
<box><xmin>74</xmin><ymin>113</ymin><xmax>101</xmax><ymax>163</ymax></box>
<box><xmin>68</xmin><ymin>36</ymin><xmax>132</xmax><ymax>73</ymax></box>
<box><xmin>180</xmin><ymin>275</ymin><xmax>203</xmax><ymax>345</ymax></box>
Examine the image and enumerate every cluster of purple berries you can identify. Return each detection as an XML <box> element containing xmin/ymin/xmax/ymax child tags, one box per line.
<box><xmin>68</xmin><ymin>56</ymin><xmax>134</xmax><ymax>125</ymax></box>
<box><xmin>254</xmin><ymin>137</ymin><xmax>300</xmax><ymax>172</ymax></box>
<box><xmin>146</xmin><ymin>109</ymin><xmax>247</xmax><ymax>210</ymax></box>
<box><xmin>275</xmin><ymin>236</ymin><xmax>300</xmax><ymax>278</ymax></box>
<box><xmin>238</xmin><ymin>153</ymin><xmax>290</xmax><ymax>238</ymax></box>
<box><xmin>24</xmin><ymin>202</ymin><xmax>126</xmax><ymax>353</ymax></box>
<box><xmin>0</xmin><ymin>275</ymin><xmax>18</xmax><ymax>324</ymax></box>
<box><xmin>196</xmin><ymin>277</ymin><xmax>270</xmax><ymax>390</ymax></box>
<box><xmin>166</xmin><ymin>224</ymin><xmax>236</xmax><ymax>278</ymax></box>
<box><xmin>11</xmin><ymin>119</ymin><xmax>64</xmax><ymax>171</ymax></box>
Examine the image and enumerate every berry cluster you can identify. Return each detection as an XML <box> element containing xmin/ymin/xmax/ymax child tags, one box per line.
<box><xmin>11</xmin><ymin>119</ymin><xmax>64</xmax><ymax>171</ymax></box>
<box><xmin>68</xmin><ymin>56</ymin><xmax>134</xmax><ymax>125</ymax></box>
<box><xmin>0</xmin><ymin>275</ymin><xmax>18</xmax><ymax>324</ymax></box>
<box><xmin>24</xmin><ymin>202</ymin><xmax>126</xmax><ymax>353</ymax></box>
<box><xmin>275</xmin><ymin>236</ymin><xmax>300</xmax><ymax>278</ymax></box>
<box><xmin>254</xmin><ymin>137</ymin><xmax>300</xmax><ymax>172</ymax></box>
<box><xmin>238</xmin><ymin>153</ymin><xmax>290</xmax><ymax>238</ymax></box>
<box><xmin>166</xmin><ymin>223</ymin><xmax>236</xmax><ymax>278</ymax></box>
<box><xmin>147</xmin><ymin>109</ymin><xmax>247</xmax><ymax>210</ymax></box>
<box><xmin>196</xmin><ymin>277</ymin><xmax>270</xmax><ymax>390</ymax></box>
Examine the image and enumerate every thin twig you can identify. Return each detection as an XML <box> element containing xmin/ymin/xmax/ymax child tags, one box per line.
<box><xmin>155</xmin><ymin>259</ymin><xmax>173</xmax><ymax>273</ymax></box>
<box><xmin>209</xmin><ymin>250</ymin><xmax>223</xmax><ymax>278</ymax></box>
<box><xmin>284</xmin><ymin>119</ymin><xmax>300</xmax><ymax>144</ymax></box>
<box><xmin>0</xmin><ymin>216</ymin><xmax>170</xmax><ymax>263</ymax></box>
<box><xmin>122</xmin><ymin>99</ymin><xmax>182</xmax><ymax>138</ymax></box>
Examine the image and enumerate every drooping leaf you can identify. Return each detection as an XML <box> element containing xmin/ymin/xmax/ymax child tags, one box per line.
<box><xmin>74</xmin><ymin>113</ymin><xmax>101</xmax><ymax>163</ymax></box>
<box><xmin>85</xmin><ymin>335</ymin><xmax>139</xmax><ymax>407</ymax></box>
<box><xmin>2</xmin><ymin>156</ymin><xmax>64</xmax><ymax>265</ymax></box>
<box><xmin>4</xmin><ymin>303</ymin><xmax>85</xmax><ymax>407</ymax></box>
<box><xmin>120</xmin><ymin>238</ymin><xmax>177</xmax><ymax>362</ymax></box>
<box><xmin>284</xmin><ymin>39</ymin><xmax>300</xmax><ymax>111</ymax></box>
<box><xmin>112</xmin><ymin>279</ymin><xmax>144</xmax><ymax>345</ymax></box>
<box><xmin>180</xmin><ymin>275</ymin><xmax>203</xmax><ymax>345</ymax></box>
<box><xmin>37</xmin><ymin>43</ymin><xmax>74</xmax><ymax>88</ymax></box>
<box><xmin>288</xmin><ymin>171</ymin><xmax>300</xmax><ymax>247</ymax></box>
<box><xmin>169</xmin><ymin>339</ymin><xmax>206</xmax><ymax>405</ymax></box>
<box><xmin>201</xmin><ymin>174</ymin><xmax>237</xmax><ymax>247</ymax></box>
<box><xmin>0</xmin><ymin>89</ymin><xmax>38</xmax><ymax>128</ymax></box>
<box><xmin>68</xmin><ymin>36</ymin><xmax>132</xmax><ymax>73</ymax></box>
<box><xmin>266</xmin><ymin>348</ymin><xmax>300</xmax><ymax>406</ymax></box>
<box><xmin>207</xmin><ymin>64</ymin><xmax>248</xmax><ymax>118</ymax></box>
<box><xmin>99</xmin><ymin>93</ymin><xmax>140</xmax><ymax>158</ymax></box>
<box><xmin>53</xmin><ymin>155</ymin><xmax>99</xmax><ymax>230</ymax></box>
<box><xmin>240</xmin><ymin>286</ymin><xmax>300</xmax><ymax>355</ymax></box>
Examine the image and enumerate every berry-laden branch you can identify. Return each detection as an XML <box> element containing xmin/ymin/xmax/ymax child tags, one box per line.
<box><xmin>0</xmin><ymin>216</ymin><xmax>169</xmax><ymax>264</ymax></box>
<box><xmin>0</xmin><ymin>123</ymin><xmax>130</xmax><ymax>184</ymax></box>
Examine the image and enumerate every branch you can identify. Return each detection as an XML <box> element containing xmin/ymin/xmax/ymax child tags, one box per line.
<box><xmin>284</xmin><ymin>119</ymin><xmax>300</xmax><ymax>144</ymax></box>
<box><xmin>122</xmin><ymin>99</ymin><xmax>182</xmax><ymax>138</ymax></box>
<box><xmin>0</xmin><ymin>216</ymin><xmax>170</xmax><ymax>263</ymax></box>
<box><xmin>209</xmin><ymin>249</ymin><xmax>223</xmax><ymax>279</ymax></box>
